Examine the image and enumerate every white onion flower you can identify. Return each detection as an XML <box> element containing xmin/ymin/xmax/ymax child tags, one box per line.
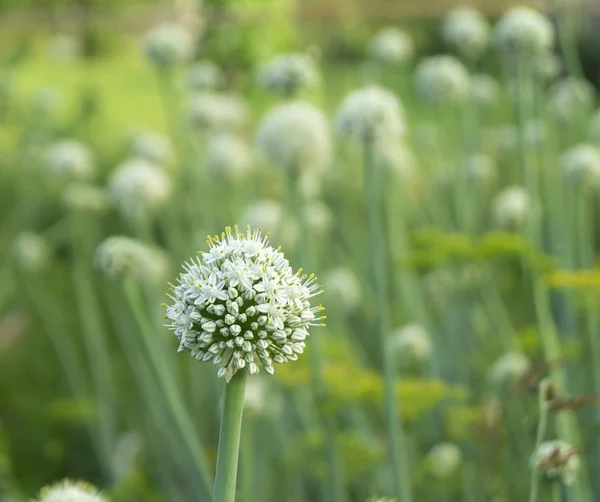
<box><xmin>185</xmin><ymin>60</ymin><xmax>223</xmax><ymax>91</ymax></box>
<box><xmin>164</xmin><ymin>226</ymin><xmax>325</xmax><ymax>381</ymax></box>
<box><xmin>463</xmin><ymin>153</ymin><xmax>496</xmax><ymax>186</ymax></box>
<box><xmin>62</xmin><ymin>183</ymin><xmax>112</xmax><ymax>214</ymax></box>
<box><xmin>560</xmin><ymin>144</ymin><xmax>600</xmax><ymax>186</ymax></box>
<box><xmin>35</xmin><ymin>479</ymin><xmax>106</xmax><ymax>502</ymax></box>
<box><xmin>303</xmin><ymin>200</ymin><xmax>333</xmax><ymax>234</ymax></box>
<box><xmin>206</xmin><ymin>133</ymin><xmax>253</xmax><ymax>179</ymax></box>
<box><xmin>323</xmin><ymin>267</ymin><xmax>361</xmax><ymax>311</ymax></box>
<box><xmin>335</xmin><ymin>86</ymin><xmax>405</xmax><ymax>141</ymax></box>
<box><xmin>143</xmin><ymin>22</ymin><xmax>194</xmax><ymax>69</ymax></box>
<box><xmin>391</xmin><ymin>323</ymin><xmax>432</xmax><ymax>362</ymax></box>
<box><xmin>108</xmin><ymin>159</ymin><xmax>172</xmax><ymax>220</ymax></box>
<box><xmin>493</xmin><ymin>186</ymin><xmax>530</xmax><ymax>229</ymax></box>
<box><xmin>470</xmin><ymin>73</ymin><xmax>500</xmax><ymax>108</ymax></box>
<box><xmin>129</xmin><ymin>130</ymin><xmax>173</xmax><ymax>166</ymax></box>
<box><xmin>489</xmin><ymin>352</ymin><xmax>531</xmax><ymax>385</ymax></box>
<box><xmin>12</xmin><ymin>232</ymin><xmax>51</xmax><ymax>273</ymax></box>
<box><xmin>46</xmin><ymin>140</ymin><xmax>93</xmax><ymax>180</ymax></box>
<box><xmin>257</xmin><ymin>53</ymin><xmax>319</xmax><ymax>98</ymax></box>
<box><xmin>533</xmin><ymin>441</ymin><xmax>580</xmax><ymax>485</ymax></box>
<box><xmin>533</xmin><ymin>51</ymin><xmax>562</xmax><ymax>82</ymax></box>
<box><xmin>96</xmin><ymin>236</ymin><xmax>168</xmax><ymax>282</ymax></box>
<box><xmin>442</xmin><ymin>7</ymin><xmax>490</xmax><ymax>60</ymax></box>
<box><xmin>374</xmin><ymin>140</ymin><xmax>417</xmax><ymax>183</ymax></box>
<box><xmin>256</xmin><ymin>101</ymin><xmax>331</xmax><ymax>171</ymax></box>
<box><xmin>427</xmin><ymin>442</ymin><xmax>462</xmax><ymax>479</ymax></box>
<box><xmin>415</xmin><ymin>56</ymin><xmax>470</xmax><ymax>104</ymax></box>
<box><xmin>547</xmin><ymin>77</ymin><xmax>596</xmax><ymax>123</ymax></box>
<box><xmin>368</xmin><ymin>27</ymin><xmax>414</xmax><ymax>64</ymax></box>
<box><xmin>187</xmin><ymin>92</ymin><xmax>248</xmax><ymax>132</ymax></box>
<box><xmin>241</xmin><ymin>200</ymin><xmax>299</xmax><ymax>248</ymax></box>
<box><xmin>493</xmin><ymin>6</ymin><xmax>554</xmax><ymax>55</ymax></box>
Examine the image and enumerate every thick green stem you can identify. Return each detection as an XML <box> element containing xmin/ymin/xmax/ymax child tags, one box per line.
<box><xmin>214</xmin><ymin>371</ymin><xmax>247</xmax><ymax>502</ymax></box>
<box><xmin>529</xmin><ymin>379</ymin><xmax>550</xmax><ymax>502</ymax></box>
<box><xmin>363</xmin><ymin>134</ymin><xmax>412</xmax><ymax>502</ymax></box>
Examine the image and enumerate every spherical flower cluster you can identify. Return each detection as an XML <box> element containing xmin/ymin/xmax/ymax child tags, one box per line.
<box><xmin>547</xmin><ymin>77</ymin><xmax>596</xmax><ymax>123</ymax></box>
<box><xmin>164</xmin><ymin>226</ymin><xmax>325</xmax><ymax>381</ymax></box>
<box><xmin>493</xmin><ymin>6</ymin><xmax>554</xmax><ymax>55</ymax></box>
<box><xmin>96</xmin><ymin>236</ymin><xmax>168</xmax><ymax>283</ymax></box>
<box><xmin>186</xmin><ymin>92</ymin><xmax>247</xmax><ymax>132</ymax></box>
<box><xmin>442</xmin><ymin>7</ymin><xmax>490</xmax><ymax>60</ymax></box>
<box><xmin>35</xmin><ymin>479</ymin><xmax>106</xmax><ymax>502</ymax></box>
<box><xmin>256</xmin><ymin>101</ymin><xmax>331</xmax><ymax>171</ymax></box>
<box><xmin>46</xmin><ymin>140</ymin><xmax>93</xmax><ymax>180</ymax></box>
<box><xmin>374</xmin><ymin>140</ymin><xmax>417</xmax><ymax>183</ymax></box>
<box><xmin>143</xmin><ymin>22</ymin><xmax>194</xmax><ymax>69</ymax></box>
<box><xmin>493</xmin><ymin>186</ymin><xmax>530</xmax><ymax>229</ymax></box>
<box><xmin>560</xmin><ymin>144</ymin><xmax>600</xmax><ymax>186</ymax></box>
<box><xmin>257</xmin><ymin>53</ymin><xmax>319</xmax><ymax>98</ymax></box>
<box><xmin>12</xmin><ymin>232</ymin><xmax>51</xmax><ymax>273</ymax></box>
<box><xmin>533</xmin><ymin>441</ymin><xmax>580</xmax><ymax>485</ymax></box>
<box><xmin>415</xmin><ymin>56</ymin><xmax>470</xmax><ymax>105</ymax></box>
<box><xmin>391</xmin><ymin>323</ymin><xmax>432</xmax><ymax>363</ymax></box>
<box><xmin>463</xmin><ymin>153</ymin><xmax>496</xmax><ymax>187</ymax></box>
<box><xmin>470</xmin><ymin>73</ymin><xmax>500</xmax><ymax>108</ymax></box>
<box><xmin>206</xmin><ymin>133</ymin><xmax>253</xmax><ymax>180</ymax></box>
<box><xmin>323</xmin><ymin>267</ymin><xmax>361</xmax><ymax>311</ymax></box>
<box><xmin>62</xmin><ymin>183</ymin><xmax>112</xmax><ymax>214</ymax></box>
<box><xmin>368</xmin><ymin>27</ymin><xmax>414</xmax><ymax>65</ymax></box>
<box><xmin>533</xmin><ymin>51</ymin><xmax>562</xmax><ymax>82</ymax></box>
<box><xmin>303</xmin><ymin>201</ymin><xmax>333</xmax><ymax>234</ymax></box>
<box><xmin>108</xmin><ymin>159</ymin><xmax>172</xmax><ymax>220</ymax></box>
<box><xmin>489</xmin><ymin>352</ymin><xmax>531</xmax><ymax>385</ymax></box>
<box><xmin>335</xmin><ymin>86</ymin><xmax>405</xmax><ymax>141</ymax></box>
<box><xmin>129</xmin><ymin>130</ymin><xmax>173</xmax><ymax>166</ymax></box>
<box><xmin>427</xmin><ymin>442</ymin><xmax>462</xmax><ymax>479</ymax></box>
<box><xmin>185</xmin><ymin>60</ymin><xmax>223</xmax><ymax>91</ymax></box>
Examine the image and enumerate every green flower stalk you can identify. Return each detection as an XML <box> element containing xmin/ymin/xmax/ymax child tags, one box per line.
<box><xmin>164</xmin><ymin>225</ymin><xmax>325</xmax><ymax>502</ymax></box>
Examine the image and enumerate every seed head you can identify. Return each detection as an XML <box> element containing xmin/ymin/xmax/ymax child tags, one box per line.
<box><xmin>164</xmin><ymin>226</ymin><xmax>325</xmax><ymax>381</ymax></box>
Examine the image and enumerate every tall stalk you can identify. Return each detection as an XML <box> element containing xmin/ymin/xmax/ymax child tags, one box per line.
<box><xmin>529</xmin><ymin>379</ymin><xmax>550</xmax><ymax>502</ymax></box>
<box><xmin>363</xmin><ymin>134</ymin><xmax>412</xmax><ymax>502</ymax></box>
<box><xmin>214</xmin><ymin>371</ymin><xmax>247</xmax><ymax>502</ymax></box>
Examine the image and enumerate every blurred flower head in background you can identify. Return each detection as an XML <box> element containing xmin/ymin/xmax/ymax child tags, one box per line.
<box><xmin>489</xmin><ymin>352</ymin><xmax>531</xmax><ymax>386</ymax></box>
<box><xmin>427</xmin><ymin>442</ymin><xmax>462</xmax><ymax>479</ymax></box>
<box><xmin>184</xmin><ymin>60</ymin><xmax>224</xmax><ymax>91</ymax></box>
<box><xmin>493</xmin><ymin>186</ymin><xmax>530</xmax><ymax>230</ymax></box>
<box><xmin>62</xmin><ymin>183</ymin><xmax>112</xmax><ymax>214</ymax></box>
<box><xmin>187</xmin><ymin>92</ymin><xmax>248</xmax><ymax>132</ymax></box>
<box><xmin>493</xmin><ymin>6</ymin><xmax>554</xmax><ymax>55</ymax></box>
<box><xmin>46</xmin><ymin>140</ymin><xmax>94</xmax><ymax>180</ymax></box>
<box><xmin>415</xmin><ymin>56</ymin><xmax>470</xmax><ymax>105</ymax></box>
<box><xmin>12</xmin><ymin>232</ymin><xmax>51</xmax><ymax>273</ymax></box>
<box><xmin>206</xmin><ymin>133</ymin><xmax>253</xmax><ymax>180</ymax></box>
<box><xmin>323</xmin><ymin>267</ymin><xmax>361</xmax><ymax>312</ymax></box>
<box><xmin>533</xmin><ymin>441</ymin><xmax>580</xmax><ymax>485</ymax></box>
<box><xmin>35</xmin><ymin>479</ymin><xmax>106</xmax><ymax>502</ymax></box>
<box><xmin>560</xmin><ymin>144</ymin><xmax>600</xmax><ymax>186</ymax></box>
<box><xmin>257</xmin><ymin>52</ymin><xmax>319</xmax><ymax>98</ymax></box>
<box><xmin>143</xmin><ymin>22</ymin><xmax>194</xmax><ymax>69</ymax></box>
<box><xmin>469</xmin><ymin>73</ymin><xmax>500</xmax><ymax>108</ymax></box>
<box><xmin>547</xmin><ymin>77</ymin><xmax>596</xmax><ymax>123</ymax></box>
<box><xmin>442</xmin><ymin>6</ymin><xmax>490</xmax><ymax>60</ymax></box>
<box><xmin>368</xmin><ymin>27</ymin><xmax>414</xmax><ymax>65</ymax></box>
<box><xmin>128</xmin><ymin>130</ymin><xmax>173</xmax><ymax>167</ymax></box>
<box><xmin>391</xmin><ymin>323</ymin><xmax>432</xmax><ymax>363</ymax></box>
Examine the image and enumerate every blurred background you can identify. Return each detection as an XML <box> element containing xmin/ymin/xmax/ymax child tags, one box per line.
<box><xmin>3</xmin><ymin>0</ymin><xmax>600</xmax><ymax>501</ymax></box>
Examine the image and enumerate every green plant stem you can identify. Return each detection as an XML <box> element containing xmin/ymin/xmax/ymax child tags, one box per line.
<box><xmin>363</xmin><ymin>134</ymin><xmax>412</xmax><ymax>502</ymax></box>
<box><xmin>529</xmin><ymin>379</ymin><xmax>550</xmax><ymax>502</ymax></box>
<box><xmin>214</xmin><ymin>371</ymin><xmax>247</xmax><ymax>502</ymax></box>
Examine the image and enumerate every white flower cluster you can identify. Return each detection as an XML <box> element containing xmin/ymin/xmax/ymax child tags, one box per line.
<box><xmin>143</xmin><ymin>22</ymin><xmax>194</xmax><ymax>69</ymax></box>
<box><xmin>442</xmin><ymin>7</ymin><xmax>490</xmax><ymax>60</ymax></box>
<box><xmin>427</xmin><ymin>442</ymin><xmax>462</xmax><ymax>479</ymax></box>
<box><xmin>187</xmin><ymin>92</ymin><xmax>247</xmax><ymax>132</ymax></box>
<box><xmin>257</xmin><ymin>53</ymin><xmax>319</xmax><ymax>97</ymax></box>
<box><xmin>374</xmin><ymin>140</ymin><xmax>417</xmax><ymax>183</ymax></box>
<box><xmin>560</xmin><ymin>144</ymin><xmax>600</xmax><ymax>186</ymax></box>
<box><xmin>165</xmin><ymin>226</ymin><xmax>325</xmax><ymax>381</ymax></box>
<box><xmin>129</xmin><ymin>130</ymin><xmax>173</xmax><ymax>166</ymax></box>
<box><xmin>493</xmin><ymin>186</ymin><xmax>530</xmax><ymax>229</ymax></box>
<box><xmin>463</xmin><ymin>153</ymin><xmax>496</xmax><ymax>186</ymax></box>
<box><xmin>470</xmin><ymin>73</ymin><xmax>500</xmax><ymax>108</ymax></box>
<box><xmin>547</xmin><ymin>77</ymin><xmax>596</xmax><ymax>123</ymax></box>
<box><xmin>185</xmin><ymin>60</ymin><xmax>223</xmax><ymax>91</ymax></box>
<box><xmin>96</xmin><ymin>236</ymin><xmax>168</xmax><ymax>282</ymax></box>
<box><xmin>48</xmin><ymin>34</ymin><xmax>80</xmax><ymax>62</ymax></box>
<box><xmin>368</xmin><ymin>27</ymin><xmax>414</xmax><ymax>64</ymax></box>
<box><xmin>391</xmin><ymin>323</ymin><xmax>432</xmax><ymax>362</ymax></box>
<box><xmin>108</xmin><ymin>159</ymin><xmax>172</xmax><ymax>220</ymax></box>
<box><xmin>13</xmin><ymin>232</ymin><xmax>51</xmax><ymax>273</ymax></box>
<box><xmin>415</xmin><ymin>56</ymin><xmax>470</xmax><ymax>104</ymax></box>
<box><xmin>335</xmin><ymin>86</ymin><xmax>405</xmax><ymax>141</ymax></box>
<box><xmin>533</xmin><ymin>441</ymin><xmax>580</xmax><ymax>485</ymax></box>
<box><xmin>36</xmin><ymin>479</ymin><xmax>106</xmax><ymax>502</ymax></box>
<box><xmin>62</xmin><ymin>183</ymin><xmax>111</xmax><ymax>214</ymax></box>
<box><xmin>206</xmin><ymin>133</ymin><xmax>253</xmax><ymax>180</ymax></box>
<box><xmin>256</xmin><ymin>101</ymin><xmax>331</xmax><ymax>171</ymax></box>
<box><xmin>533</xmin><ymin>51</ymin><xmax>562</xmax><ymax>82</ymax></box>
<box><xmin>489</xmin><ymin>352</ymin><xmax>531</xmax><ymax>385</ymax></box>
<box><xmin>46</xmin><ymin>140</ymin><xmax>93</xmax><ymax>180</ymax></box>
<box><xmin>323</xmin><ymin>267</ymin><xmax>361</xmax><ymax>311</ymax></box>
<box><xmin>493</xmin><ymin>6</ymin><xmax>554</xmax><ymax>55</ymax></box>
